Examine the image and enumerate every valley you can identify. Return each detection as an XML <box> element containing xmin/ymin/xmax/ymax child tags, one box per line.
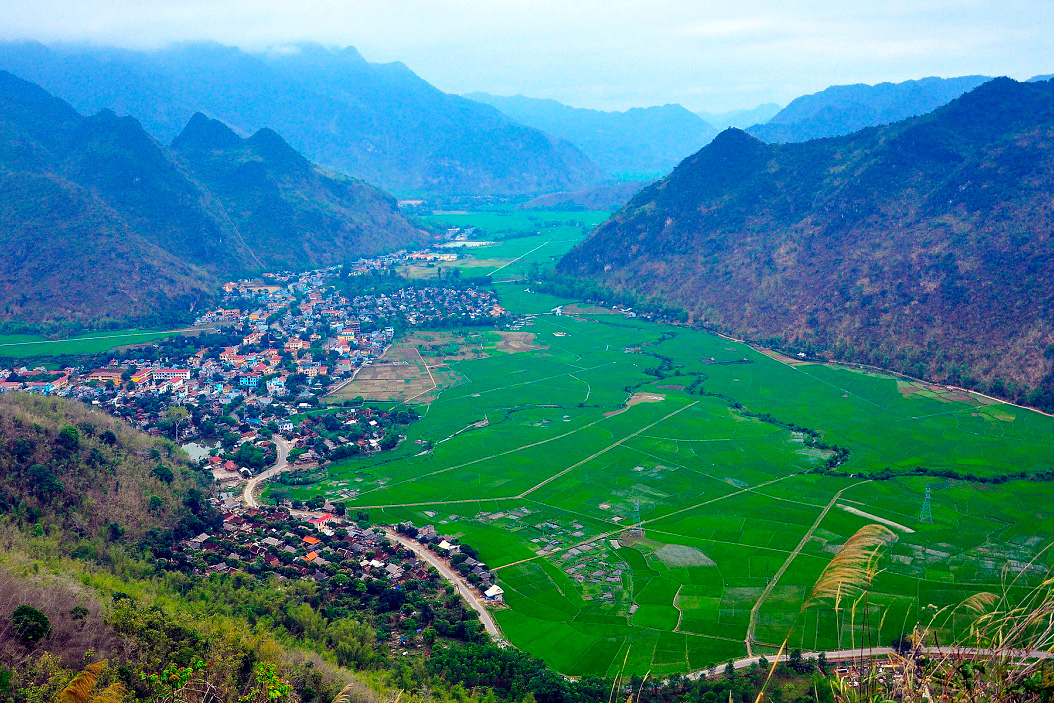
<box><xmin>261</xmin><ymin>213</ymin><xmax>1054</xmax><ymax>678</ymax></box>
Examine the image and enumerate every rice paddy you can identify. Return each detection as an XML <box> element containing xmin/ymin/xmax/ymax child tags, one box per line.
<box><xmin>283</xmin><ymin>213</ymin><xmax>1054</xmax><ymax>677</ymax></box>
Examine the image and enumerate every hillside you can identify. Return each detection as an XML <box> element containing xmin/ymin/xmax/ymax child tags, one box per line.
<box><xmin>0</xmin><ymin>71</ymin><xmax>422</xmax><ymax>323</ymax></box>
<box><xmin>466</xmin><ymin>93</ymin><xmax>717</xmax><ymax>176</ymax></box>
<box><xmin>558</xmin><ymin>77</ymin><xmax>1054</xmax><ymax>404</ymax></box>
<box><xmin>747</xmin><ymin>75</ymin><xmax>991</xmax><ymax>143</ymax></box>
<box><xmin>172</xmin><ymin>112</ymin><xmax>422</xmax><ymax>270</ymax></box>
<box><xmin>0</xmin><ymin>394</ymin><xmax>214</xmax><ymax>545</ymax></box>
<box><xmin>0</xmin><ymin>41</ymin><xmax>603</xmax><ymax>195</ymax></box>
<box><xmin>519</xmin><ymin>181</ymin><xmax>652</xmax><ymax>211</ymax></box>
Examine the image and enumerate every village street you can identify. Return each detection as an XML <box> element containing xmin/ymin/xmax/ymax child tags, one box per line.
<box><xmin>383</xmin><ymin>527</ymin><xmax>505</xmax><ymax>643</ymax></box>
<box><xmin>243</xmin><ymin>436</ymin><xmax>292</xmax><ymax>508</ymax></box>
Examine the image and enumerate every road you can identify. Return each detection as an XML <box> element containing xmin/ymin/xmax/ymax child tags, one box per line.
<box><xmin>382</xmin><ymin>528</ymin><xmax>505</xmax><ymax>643</ymax></box>
<box><xmin>243</xmin><ymin>436</ymin><xmax>293</xmax><ymax>508</ymax></box>
<box><xmin>688</xmin><ymin>646</ymin><xmax>1054</xmax><ymax>678</ymax></box>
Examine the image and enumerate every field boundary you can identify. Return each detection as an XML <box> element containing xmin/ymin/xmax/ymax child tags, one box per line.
<box><xmin>744</xmin><ymin>480</ymin><xmax>870</xmax><ymax>656</ymax></box>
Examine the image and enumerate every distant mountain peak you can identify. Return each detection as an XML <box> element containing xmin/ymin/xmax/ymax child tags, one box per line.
<box><xmin>172</xmin><ymin>112</ymin><xmax>243</xmax><ymax>152</ymax></box>
<box><xmin>246</xmin><ymin>127</ymin><xmax>310</xmax><ymax>169</ymax></box>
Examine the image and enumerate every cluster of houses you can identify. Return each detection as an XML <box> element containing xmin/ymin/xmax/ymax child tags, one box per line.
<box><xmin>0</xmin><ymin>259</ymin><xmax>507</xmax><ymax>476</ymax></box>
<box><xmin>181</xmin><ymin>506</ymin><xmax>433</xmax><ymax>586</ymax></box>
<box><xmin>398</xmin><ymin>522</ymin><xmax>504</xmax><ymax>603</ymax></box>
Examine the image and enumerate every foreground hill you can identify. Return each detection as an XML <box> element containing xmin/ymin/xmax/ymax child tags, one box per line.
<box><xmin>465</xmin><ymin>93</ymin><xmax>717</xmax><ymax>175</ymax></box>
<box><xmin>0</xmin><ymin>71</ymin><xmax>421</xmax><ymax>323</ymax></box>
<box><xmin>0</xmin><ymin>41</ymin><xmax>603</xmax><ymax>195</ymax></box>
<box><xmin>0</xmin><ymin>394</ymin><xmax>214</xmax><ymax>544</ymax></box>
<box><xmin>747</xmin><ymin>75</ymin><xmax>992</xmax><ymax>143</ymax></box>
<box><xmin>558</xmin><ymin>78</ymin><xmax>1054</xmax><ymax>403</ymax></box>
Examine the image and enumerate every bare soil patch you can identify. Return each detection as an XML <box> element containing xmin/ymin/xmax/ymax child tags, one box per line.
<box><xmin>329</xmin><ymin>332</ymin><xmax>481</xmax><ymax>404</ymax></box>
<box><xmin>756</xmin><ymin>348</ymin><xmax>812</xmax><ymax>366</ymax></box>
<box><xmin>496</xmin><ymin>331</ymin><xmax>548</xmax><ymax>353</ymax></box>
<box><xmin>605</xmin><ymin>392</ymin><xmax>665</xmax><ymax>417</ymax></box>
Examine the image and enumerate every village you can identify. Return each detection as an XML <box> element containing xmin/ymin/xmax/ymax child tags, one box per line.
<box><xmin>173</xmin><ymin>500</ymin><xmax>504</xmax><ymax>650</ymax></box>
<box><xmin>0</xmin><ymin>255</ymin><xmax>507</xmax><ymax>481</ymax></box>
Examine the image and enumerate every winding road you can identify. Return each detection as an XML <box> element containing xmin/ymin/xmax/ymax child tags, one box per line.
<box><xmin>243</xmin><ymin>436</ymin><xmax>293</xmax><ymax>508</ymax></box>
<box><xmin>383</xmin><ymin>528</ymin><xmax>505</xmax><ymax>642</ymax></box>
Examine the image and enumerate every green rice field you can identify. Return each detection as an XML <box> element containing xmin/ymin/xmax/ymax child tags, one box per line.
<box><xmin>279</xmin><ymin>211</ymin><xmax>1054</xmax><ymax>677</ymax></box>
<box><xmin>0</xmin><ymin>328</ymin><xmax>182</xmax><ymax>358</ymax></box>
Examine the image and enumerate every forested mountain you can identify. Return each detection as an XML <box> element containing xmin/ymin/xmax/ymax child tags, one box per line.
<box><xmin>0</xmin><ymin>41</ymin><xmax>603</xmax><ymax>195</ymax></box>
<box><xmin>747</xmin><ymin>75</ymin><xmax>992</xmax><ymax>143</ymax></box>
<box><xmin>0</xmin><ymin>71</ymin><xmax>422</xmax><ymax>323</ymax></box>
<box><xmin>465</xmin><ymin>93</ymin><xmax>717</xmax><ymax>175</ymax></box>
<box><xmin>558</xmin><ymin>78</ymin><xmax>1054</xmax><ymax>405</ymax></box>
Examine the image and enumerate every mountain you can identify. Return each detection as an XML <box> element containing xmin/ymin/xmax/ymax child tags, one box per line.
<box><xmin>697</xmin><ymin>103</ymin><xmax>781</xmax><ymax>130</ymax></box>
<box><xmin>747</xmin><ymin>75</ymin><xmax>992</xmax><ymax>143</ymax></box>
<box><xmin>465</xmin><ymin>93</ymin><xmax>717</xmax><ymax>176</ymax></box>
<box><xmin>0</xmin><ymin>41</ymin><xmax>603</xmax><ymax>195</ymax></box>
<box><xmin>558</xmin><ymin>78</ymin><xmax>1054</xmax><ymax>402</ymax></box>
<box><xmin>172</xmin><ymin>112</ymin><xmax>421</xmax><ymax>271</ymax></box>
<box><xmin>0</xmin><ymin>70</ymin><xmax>422</xmax><ymax>323</ymax></box>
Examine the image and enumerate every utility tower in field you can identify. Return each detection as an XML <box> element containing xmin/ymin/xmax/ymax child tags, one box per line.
<box><xmin>919</xmin><ymin>486</ymin><xmax>933</xmax><ymax>523</ymax></box>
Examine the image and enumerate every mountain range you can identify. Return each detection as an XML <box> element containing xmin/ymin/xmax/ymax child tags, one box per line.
<box><xmin>747</xmin><ymin>75</ymin><xmax>994</xmax><ymax>143</ymax></box>
<box><xmin>465</xmin><ymin>93</ymin><xmax>718</xmax><ymax>176</ymax></box>
<box><xmin>558</xmin><ymin>77</ymin><xmax>1054</xmax><ymax>402</ymax></box>
<box><xmin>0</xmin><ymin>41</ymin><xmax>603</xmax><ymax>195</ymax></box>
<box><xmin>0</xmin><ymin>70</ymin><xmax>422</xmax><ymax>324</ymax></box>
<box><xmin>697</xmin><ymin>104</ymin><xmax>782</xmax><ymax>130</ymax></box>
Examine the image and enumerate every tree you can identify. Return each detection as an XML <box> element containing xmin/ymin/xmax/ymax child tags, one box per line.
<box><xmin>57</xmin><ymin>425</ymin><xmax>80</xmax><ymax>453</ymax></box>
<box><xmin>164</xmin><ymin>405</ymin><xmax>190</xmax><ymax>440</ymax></box>
<box><xmin>28</xmin><ymin>464</ymin><xmax>62</xmax><ymax>500</ymax></box>
<box><xmin>11</xmin><ymin>604</ymin><xmax>50</xmax><ymax>646</ymax></box>
<box><xmin>151</xmin><ymin>464</ymin><xmax>174</xmax><ymax>484</ymax></box>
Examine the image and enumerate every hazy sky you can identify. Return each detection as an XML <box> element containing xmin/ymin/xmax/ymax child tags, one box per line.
<box><xmin>2</xmin><ymin>0</ymin><xmax>1051</xmax><ymax>112</ymax></box>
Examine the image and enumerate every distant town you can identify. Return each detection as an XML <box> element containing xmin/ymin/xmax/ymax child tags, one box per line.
<box><xmin>0</xmin><ymin>249</ymin><xmax>507</xmax><ymax>482</ymax></box>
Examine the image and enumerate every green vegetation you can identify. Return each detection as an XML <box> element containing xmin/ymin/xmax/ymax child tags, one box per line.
<box><xmin>415</xmin><ymin>210</ymin><xmax>608</xmax><ymax>282</ymax></box>
<box><xmin>0</xmin><ymin>329</ymin><xmax>179</xmax><ymax>358</ymax></box>
<box><xmin>0</xmin><ymin>72</ymin><xmax>421</xmax><ymax>325</ymax></box>
<box><xmin>294</xmin><ymin>279</ymin><xmax>1054</xmax><ymax>677</ymax></box>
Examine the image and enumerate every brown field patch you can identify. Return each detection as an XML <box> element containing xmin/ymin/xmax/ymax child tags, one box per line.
<box><xmin>756</xmin><ymin>348</ymin><xmax>812</xmax><ymax>366</ymax></box>
<box><xmin>327</xmin><ymin>332</ymin><xmax>482</xmax><ymax>404</ymax></box>
<box><xmin>496</xmin><ymin>331</ymin><xmax>548</xmax><ymax>353</ymax></box>
<box><xmin>605</xmin><ymin>392</ymin><xmax>666</xmax><ymax>417</ymax></box>
<box><xmin>562</xmin><ymin>303</ymin><xmax>623</xmax><ymax>316</ymax></box>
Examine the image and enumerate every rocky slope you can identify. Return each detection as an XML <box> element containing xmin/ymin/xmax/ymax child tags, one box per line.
<box><xmin>559</xmin><ymin>78</ymin><xmax>1054</xmax><ymax>404</ymax></box>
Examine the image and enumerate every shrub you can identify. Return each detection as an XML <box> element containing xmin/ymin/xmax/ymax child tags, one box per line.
<box><xmin>11</xmin><ymin>604</ymin><xmax>50</xmax><ymax>646</ymax></box>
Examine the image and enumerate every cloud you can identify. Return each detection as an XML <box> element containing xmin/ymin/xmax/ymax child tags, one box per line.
<box><xmin>0</xmin><ymin>0</ymin><xmax>1050</xmax><ymax>112</ymax></box>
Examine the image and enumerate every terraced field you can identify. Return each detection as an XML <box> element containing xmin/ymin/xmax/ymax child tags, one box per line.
<box><xmin>277</xmin><ymin>212</ymin><xmax>1054</xmax><ymax>677</ymax></box>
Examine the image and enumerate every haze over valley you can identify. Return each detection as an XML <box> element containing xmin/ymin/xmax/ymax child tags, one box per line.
<box><xmin>1</xmin><ymin>4</ymin><xmax>1053</xmax><ymax>702</ymax></box>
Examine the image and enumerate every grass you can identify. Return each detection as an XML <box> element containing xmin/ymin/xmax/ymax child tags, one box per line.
<box><xmin>0</xmin><ymin>328</ymin><xmax>182</xmax><ymax>358</ymax></box>
<box><xmin>275</xmin><ymin>212</ymin><xmax>1054</xmax><ymax>677</ymax></box>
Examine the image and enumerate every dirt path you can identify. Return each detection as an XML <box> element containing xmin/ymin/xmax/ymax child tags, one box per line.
<box><xmin>383</xmin><ymin>528</ymin><xmax>505</xmax><ymax>642</ymax></box>
<box><xmin>517</xmin><ymin>401</ymin><xmax>698</xmax><ymax>498</ymax></box>
<box><xmin>744</xmin><ymin>480</ymin><xmax>870</xmax><ymax>656</ymax></box>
